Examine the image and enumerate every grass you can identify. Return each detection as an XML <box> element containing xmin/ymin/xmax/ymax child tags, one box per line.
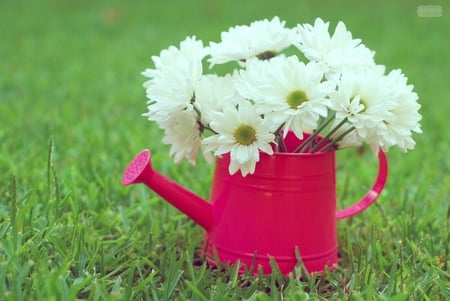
<box><xmin>1</xmin><ymin>0</ymin><xmax>449</xmax><ymax>299</ymax></box>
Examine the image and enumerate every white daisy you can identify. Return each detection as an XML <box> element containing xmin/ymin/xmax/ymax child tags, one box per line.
<box><xmin>208</xmin><ymin>16</ymin><xmax>296</xmax><ymax>66</ymax></box>
<box><xmin>295</xmin><ymin>18</ymin><xmax>375</xmax><ymax>80</ymax></box>
<box><xmin>138</xmin><ymin>18</ymin><xmax>422</xmax><ymax>171</ymax></box>
<box><xmin>367</xmin><ymin>69</ymin><xmax>422</xmax><ymax>152</ymax></box>
<box><xmin>329</xmin><ymin>66</ymin><xmax>396</xmax><ymax>140</ymax></box>
<box><xmin>142</xmin><ymin>36</ymin><xmax>207</xmax><ymax>125</ymax></box>
<box><xmin>161</xmin><ymin>109</ymin><xmax>206</xmax><ymax>164</ymax></box>
<box><xmin>202</xmin><ymin>102</ymin><xmax>274</xmax><ymax>176</ymax></box>
<box><xmin>194</xmin><ymin>73</ymin><xmax>245</xmax><ymax>126</ymax></box>
<box><xmin>143</xmin><ymin>36</ymin><xmax>207</xmax><ymax>85</ymax></box>
<box><xmin>236</xmin><ymin>56</ymin><xmax>335</xmax><ymax>139</ymax></box>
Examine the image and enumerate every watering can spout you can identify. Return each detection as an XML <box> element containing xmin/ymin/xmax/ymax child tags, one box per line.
<box><xmin>122</xmin><ymin>150</ymin><xmax>214</xmax><ymax>231</ymax></box>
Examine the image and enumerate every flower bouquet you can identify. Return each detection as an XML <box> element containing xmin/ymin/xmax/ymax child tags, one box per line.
<box><xmin>141</xmin><ymin>17</ymin><xmax>422</xmax><ymax>176</ymax></box>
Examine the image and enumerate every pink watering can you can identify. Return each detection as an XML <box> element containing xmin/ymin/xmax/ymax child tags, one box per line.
<box><xmin>122</xmin><ymin>132</ymin><xmax>388</xmax><ymax>275</ymax></box>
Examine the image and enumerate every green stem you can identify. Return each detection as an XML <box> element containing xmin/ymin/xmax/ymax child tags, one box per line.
<box><xmin>191</xmin><ymin>100</ymin><xmax>219</xmax><ymax>135</ymax></box>
<box><xmin>293</xmin><ymin>112</ymin><xmax>336</xmax><ymax>153</ymax></box>
<box><xmin>199</xmin><ymin>122</ymin><xmax>218</xmax><ymax>135</ymax></box>
<box><xmin>274</xmin><ymin>123</ymin><xmax>287</xmax><ymax>152</ymax></box>
<box><xmin>310</xmin><ymin>117</ymin><xmax>348</xmax><ymax>153</ymax></box>
<box><xmin>320</xmin><ymin>125</ymin><xmax>356</xmax><ymax>152</ymax></box>
<box><xmin>191</xmin><ymin>99</ymin><xmax>202</xmax><ymax>120</ymax></box>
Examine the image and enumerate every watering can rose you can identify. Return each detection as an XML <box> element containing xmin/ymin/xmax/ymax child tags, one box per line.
<box><xmin>142</xmin><ymin>17</ymin><xmax>422</xmax><ymax>176</ymax></box>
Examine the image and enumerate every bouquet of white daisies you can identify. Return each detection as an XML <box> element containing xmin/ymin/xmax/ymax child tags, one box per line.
<box><xmin>141</xmin><ymin>17</ymin><xmax>422</xmax><ymax>176</ymax></box>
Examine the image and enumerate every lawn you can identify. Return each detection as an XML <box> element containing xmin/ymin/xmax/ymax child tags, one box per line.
<box><xmin>0</xmin><ymin>0</ymin><xmax>449</xmax><ymax>300</ymax></box>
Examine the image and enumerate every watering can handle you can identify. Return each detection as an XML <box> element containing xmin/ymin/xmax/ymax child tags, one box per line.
<box><xmin>336</xmin><ymin>150</ymin><xmax>388</xmax><ymax>220</ymax></box>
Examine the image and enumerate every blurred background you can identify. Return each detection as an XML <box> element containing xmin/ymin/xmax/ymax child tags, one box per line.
<box><xmin>2</xmin><ymin>0</ymin><xmax>449</xmax><ymax>205</ymax></box>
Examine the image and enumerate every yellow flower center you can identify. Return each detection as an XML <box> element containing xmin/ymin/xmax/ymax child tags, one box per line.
<box><xmin>233</xmin><ymin>124</ymin><xmax>257</xmax><ymax>146</ymax></box>
<box><xmin>359</xmin><ymin>98</ymin><xmax>367</xmax><ymax>113</ymax></box>
<box><xmin>287</xmin><ymin>90</ymin><xmax>308</xmax><ymax>109</ymax></box>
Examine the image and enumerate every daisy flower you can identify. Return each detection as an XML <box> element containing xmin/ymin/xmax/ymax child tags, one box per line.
<box><xmin>328</xmin><ymin>66</ymin><xmax>421</xmax><ymax>153</ymax></box>
<box><xmin>194</xmin><ymin>73</ymin><xmax>245</xmax><ymax>126</ymax></box>
<box><xmin>236</xmin><ymin>56</ymin><xmax>335</xmax><ymax>139</ymax></box>
<box><xmin>295</xmin><ymin>18</ymin><xmax>375</xmax><ymax>80</ymax></box>
<box><xmin>208</xmin><ymin>16</ymin><xmax>296</xmax><ymax>66</ymax></box>
<box><xmin>329</xmin><ymin>66</ymin><xmax>396</xmax><ymax>140</ymax></box>
<box><xmin>366</xmin><ymin>69</ymin><xmax>422</xmax><ymax>152</ymax></box>
<box><xmin>161</xmin><ymin>109</ymin><xmax>207</xmax><ymax>164</ymax></box>
<box><xmin>143</xmin><ymin>36</ymin><xmax>207</xmax><ymax>85</ymax></box>
<box><xmin>138</xmin><ymin>17</ymin><xmax>422</xmax><ymax>174</ymax></box>
<box><xmin>202</xmin><ymin>102</ymin><xmax>274</xmax><ymax>176</ymax></box>
<box><xmin>142</xmin><ymin>36</ymin><xmax>207</xmax><ymax>126</ymax></box>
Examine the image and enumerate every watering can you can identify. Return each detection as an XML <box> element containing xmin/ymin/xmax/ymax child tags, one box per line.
<box><xmin>122</xmin><ymin>132</ymin><xmax>388</xmax><ymax>275</ymax></box>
